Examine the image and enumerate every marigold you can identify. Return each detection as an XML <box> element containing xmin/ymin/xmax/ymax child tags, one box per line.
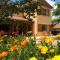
<box><xmin>50</xmin><ymin>48</ymin><xmax>54</xmax><ymax>53</ymax></box>
<box><xmin>38</xmin><ymin>45</ymin><xmax>44</xmax><ymax>49</ymax></box>
<box><xmin>52</xmin><ymin>55</ymin><xmax>60</xmax><ymax>60</ymax></box>
<box><xmin>46</xmin><ymin>55</ymin><xmax>60</xmax><ymax>60</ymax></box>
<box><xmin>46</xmin><ymin>58</ymin><xmax>51</xmax><ymax>60</ymax></box>
<box><xmin>38</xmin><ymin>45</ymin><xmax>48</xmax><ymax>54</ymax></box>
<box><xmin>56</xmin><ymin>34</ymin><xmax>60</xmax><ymax>38</ymax></box>
<box><xmin>21</xmin><ymin>40</ymin><xmax>28</xmax><ymax>46</ymax></box>
<box><xmin>45</xmin><ymin>37</ymin><xmax>54</xmax><ymax>43</ymax></box>
<box><xmin>10</xmin><ymin>45</ymin><xmax>18</xmax><ymax>52</ymax></box>
<box><xmin>0</xmin><ymin>51</ymin><xmax>8</xmax><ymax>57</ymax></box>
<box><xmin>29</xmin><ymin>57</ymin><xmax>37</xmax><ymax>60</ymax></box>
<box><xmin>0</xmin><ymin>39</ymin><xmax>3</xmax><ymax>42</ymax></box>
<box><xmin>39</xmin><ymin>36</ymin><xmax>46</xmax><ymax>41</ymax></box>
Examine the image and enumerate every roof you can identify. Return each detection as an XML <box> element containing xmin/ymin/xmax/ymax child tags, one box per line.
<box><xmin>38</xmin><ymin>0</ymin><xmax>53</xmax><ymax>9</ymax></box>
<box><xmin>53</xmin><ymin>23</ymin><xmax>60</xmax><ymax>29</ymax></box>
<box><xmin>44</xmin><ymin>0</ymin><xmax>53</xmax><ymax>8</ymax></box>
<box><xmin>8</xmin><ymin>16</ymin><xmax>27</xmax><ymax>21</ymax></box>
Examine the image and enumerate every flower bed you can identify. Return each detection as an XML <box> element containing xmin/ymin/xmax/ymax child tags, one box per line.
<box><xmin>0</xmin><ymin>34</ymin><xmax>60</xmax><ymax>60</ymax></box>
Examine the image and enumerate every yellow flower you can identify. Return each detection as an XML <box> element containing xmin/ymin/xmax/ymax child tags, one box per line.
<box><xmin>45</xmin><ymin>37</ymin><xmax>54</xmax><ymax>43</ymax></box>
<box><xmin>15</xmin><ymin>45</ymin><xmax>20</xmax><ymax>51</ymax></box>
<box><xmin>46</xmin><ymin>58</ymin><xmax>52</xmax><ymax>60</ymax></box>
<box><xmin>41</xmin><ymin>46</ymin><xmax>48</xmax><ymax>54</ymax></box>
<box><xmin>56</xmin><ymin>34</ymin><xmax>60</xmax><ymax>38</ymax></box>
<box><xmin>0</xmin><ymin>39</ymin><xmax>3</xmax><ymax>42</ymax></box>
<box><xmin>38</xmin><ymin>45</ymin><xmax>44</xmax><ymax>49</ymax></box>
<box><xmin>50</xmin><ymin>49</ymin><xmax>54</xmax><ymax>53</ymax></box>
<box><xmin>29</xmin><ymin>57</ymin><xmax>37</xmax><ymax>60</ymax></box>
<box><xmin>38</xmin><ymin>45</ymin><xmax>48</xmax><ymax>54</ymax></box>
<box><xmin>52</xmin><ymin>55</ymin><xmax>60</xmax><ymax>60</ymax></box>
<box><xmin>46</xmin><ymin>55</ymin><xmax>60</xmax><ymax>60</ymax></box>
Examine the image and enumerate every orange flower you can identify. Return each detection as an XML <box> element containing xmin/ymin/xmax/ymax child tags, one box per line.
<box><xmin>39</xmin><ymin>36</ymin><xmax>46</xmax><ymax>41</ymax></box>
<box><xmin>21</xmin><ymin>40</ymin><xmax>28</xmax><ymax>46</ymax></box>
<box><xmin>10</xmin><ymin>45</ymin><xmax>17</xmax><ymax>52</ymax></box>
<box><xmin>0</xmin><ymin>51</ymin><xmax>8</xmax><ymax>57</ymax></box>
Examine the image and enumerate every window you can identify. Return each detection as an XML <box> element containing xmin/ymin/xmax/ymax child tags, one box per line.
<box><xmin>38</xmin><ymin>24</ymin><xmax>41</xmax><ymax>32</ymax></box>
<box><xmin>42</xmin><ymin>9</ymin><xmax>46</xmax><ymax>15</ymax></box>
<box><xmin>38</xmin><ymin>24</ymin><xmax>47</xmax><ymax>32</ymax></box>
<box><xmin>42</xmin><ymin>25</ymin><xmax>47</xmax><ymax>31</ymax></box>
<box><xmin>37</xmin><ymin>8</ymin><xmax>50</xmax><ymax>16</ymax></box>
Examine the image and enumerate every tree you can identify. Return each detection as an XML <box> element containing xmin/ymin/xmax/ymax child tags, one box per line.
<box><xmin>52</xmin><ymin>18</ymin><xmax>60</xmax><ymax>24</ymax></box>
<box><xmin>0</xmin><ymin>0</ymin><xmax>46</xmax><ymax>19</ymax></box>
<box><xmin>52</xmin><ymin>3</ymin><xmax>60</xmax><ymax>24</ymax></box>
<box><xmin>53</xmin><ymin>3</ymin><xmax>60</xmax><ymax>16</ymax></box>
<box><xmin>0</xmin><ymin>0</ymin><xmax>19</xmax><ymax>17</ymax></box>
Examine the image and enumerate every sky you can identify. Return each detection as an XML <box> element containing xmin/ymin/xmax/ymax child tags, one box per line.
<box><xmin>46</xmin><ymin>0</ymin><xmax>59</xmax><ymax>19</ymax></box>
<box><xmin>12</xmin><ymin>0</ymin><xmax>60</xmax><ymax>7</ymax></box>
<box><xmin>46</xmin><ymin>0</ymin><xmax>58</xmax><ymax>9</ymax></box>
<box><xmin>12</xmin><ymin>0</ymin><xmax>60</xmax><ymax>3</ymax></box>
<box><xmin>12</xmin><ymin>0</ymin><xmax>60</xmax><ymax>4</ymax></box>
<box><xmin>46</xmin><ymin>0</ymin><xmax>55</xmax><ymax>6</ymax></box>
<box><xmin>54</xmin><ymin>0</ymin><xmax>60</xmax><ymax>3</ymax></box>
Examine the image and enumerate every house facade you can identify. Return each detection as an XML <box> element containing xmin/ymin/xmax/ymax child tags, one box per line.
<box><xmin>0</xmin><ymin>0</ymin><xmax>52</xmax><ymax>35</ymax></box>
<box><xmin>32</xmin><ymin>0</ymin><xmax>52</xmax><ymax>35</ymax></box>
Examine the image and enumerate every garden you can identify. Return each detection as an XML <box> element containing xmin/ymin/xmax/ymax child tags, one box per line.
<box><xmin>0</xmin><ymin>0</ymin><xmax>60</xmax><ymax>60</ymax></box>
<box><xmin>0</xmin><ymin>32</ymin><xmax>60</xmax><ymax>60</ymax></box>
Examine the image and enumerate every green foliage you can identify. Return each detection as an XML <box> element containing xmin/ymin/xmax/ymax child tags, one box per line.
<box><xmin>52</xmin><ymin>18</ymin><xmax>60</xmax><ymax>23</ymax></box>
<box><xmin>53</xmin><ymin>3</ymin><xmax>60</xmax><ymax>16</ymax></box>
<box><xmin>0</xmin><ymin>17</ymin><xmax>15</xmax><ymax>23</ymax></box>
<box><xmin>53</xmin><ymin>9</ymin><xmax>60</xmax><ymax>16</ymax></box>
<box><xmin>17</xmin><ymin>35</ymin><xmax>24</xmax><ymax>42</ymax></box>
<box><xmin>19</xmin><ymin>38</ymin><xmax>40</xmax><ymax>60</ymax></box>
